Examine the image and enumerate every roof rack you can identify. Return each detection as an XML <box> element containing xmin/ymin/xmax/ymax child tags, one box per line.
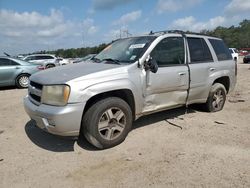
<box><xmin>149</xmin><ymin>30</ymin><xmax>207</xmax><ymax>36</ymax></box>
<box><xmin>149</xmin><ymin>30</ymin><xmax>184</xmax><ymax>35</ymax></box>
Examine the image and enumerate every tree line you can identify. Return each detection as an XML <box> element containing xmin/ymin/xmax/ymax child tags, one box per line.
<box><xmin>46</xmin><ymin>43</ymin><xmax>108</xmax><ymax>58</ymax></box>
<box><xmin>37</xmin><ymin>19</ymin><xmax>250</xmax><ymax>58</ymax></box>
<box><xmin>201</xmin><ymin>19</ymin><xmax>250</xmax><ymax>49</ymax></box>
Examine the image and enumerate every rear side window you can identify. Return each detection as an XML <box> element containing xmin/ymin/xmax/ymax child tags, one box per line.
<box><xmin>43</xmin><ymin>55</ymin><xmax>54</xmax><ymax>59</ymax></box>
<box><xmin>187</xmin><ymin>37</ymin><xmax>213</xmax><ymax>63</ymax></box>
<box><xmin>25</xmin><ymin>56</ymin><xmax>36</xmax><ymax>61</ymax></box>
<box><xmin>209</xmin><ymin>39</ymin><xmax>232</xmax><ymax>61</ymax></box>
<box><xmin>25</xmin><ymin>55</ymin><xmax>54</xmax><ymax>60</ymax></box>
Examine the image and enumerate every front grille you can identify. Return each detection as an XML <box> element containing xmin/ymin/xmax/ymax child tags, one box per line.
<box><xmin>28</xmin><ymin>81</ymin><xmax>43</xmax><ymax>105</ymax></box>
<box><xmin>30</xmin><ymin>81</ymin><xmax>43</xmax><ymax>90</ymax></box>
<box><xmin>29</xmin><ymin>93</ymin><xmax>41</xmax><ymax>102</ymax></box>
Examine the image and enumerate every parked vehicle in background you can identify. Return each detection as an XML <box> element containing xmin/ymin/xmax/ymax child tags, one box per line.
<box><xmin>24</xmin><ymin>30</ymin><xmax>236</xmax><ymax>149</ymax></box>
<box><xmin>73</xmin><ymin>54</ymin><xmax>96</xmax><ymax>63</ymax></box>
<box><xmin>23</xmin><ymin>54</ymin><xmax>60</xmax><ymax>68</ymax></box>
<box><xmin>57</xmin><ymin>58</ymin><xmax>71</xmax><ymax>65</ymax></box>
<box><xmin>0</xmin><ymin>56</ymin><xmax>40</xmax><ymax>88</ymax></box>
<box><xmin>239</xmin><ymin>48</ymin><xmax>250</xmax><ymax>56</ymax></box>
<box><xmin>243</xmin><ymin>54</ymin><xmax>250</xmax><ymax>63</ymax></box>
<box><xmin>17</xmin><ymin>55</ymin><xmax>25</xmax><ymax>59</ymax></box>
<box><xmin>229</xmin><ymin>48</ymin><xmax>239</xmax><ymax>61</ymax></box>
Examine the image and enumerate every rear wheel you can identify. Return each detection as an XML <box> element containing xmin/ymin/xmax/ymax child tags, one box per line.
<box><xmin>204</xmin><ymin>83</ymin><xmax>226</xmax><ymax>112</ymax></box>
<box><xmin>46</xmin><ymin>64</ymin><xmax>55</xmax><ymax>69</ymax></box>
<box><xmin>16</xmin><ymin>74</ymin><xmax>30</xmax><ymax>88</ymax></box>
<box><xmin>244</xmin><ymin>59</ymin><xmax>249</xmax><ymax>64</ymax></box>
<box><xmin>82</xmin><ymin>97</ymin><xmax>132</xmax><ymax>149</ymax></box>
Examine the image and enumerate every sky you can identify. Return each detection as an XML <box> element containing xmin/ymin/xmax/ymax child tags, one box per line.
<box><xmin>0</xmin><ymin>0</ymin><xmax>249</xmax><ymax>55</ymax></box>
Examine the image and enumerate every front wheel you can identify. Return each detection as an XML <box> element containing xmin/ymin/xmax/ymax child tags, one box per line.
<box><xmin>82</xmin><ymin>97</ymin><xmax>132</xmax><ymax>149</ymax></box>
<box><xmin>204</xmin><ymin>83</ymin><xmax>226</xmax><ymax>112</ymax></box>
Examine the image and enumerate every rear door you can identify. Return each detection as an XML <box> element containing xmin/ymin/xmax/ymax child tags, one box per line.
<box><xmin>186</xmin><ymin>37</ymin><xmax>215</xmax><ymax>104</ymax></box>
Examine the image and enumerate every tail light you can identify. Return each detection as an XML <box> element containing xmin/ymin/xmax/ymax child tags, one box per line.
<box><xmin>37</xmin><ymin>65</ymin><xmax>45</xmax><ymax>70</ymax></box>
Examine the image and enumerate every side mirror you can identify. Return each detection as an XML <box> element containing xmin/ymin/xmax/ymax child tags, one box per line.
<box><xmin>145</xmin><ymin>57</ymin><xmax>158</xmax><ymax>73</ymax></box>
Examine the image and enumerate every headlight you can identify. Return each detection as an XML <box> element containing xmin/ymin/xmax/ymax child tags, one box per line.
<box><xmin>41</xmin><ymin>85</ymin><xmax>70</xmax><ymax>106</ymax></box>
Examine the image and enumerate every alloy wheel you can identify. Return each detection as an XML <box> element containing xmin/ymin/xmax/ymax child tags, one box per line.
<box><xmin>98</xmin><ymin>107</ymin><xmax>126</xmax><ymax>141</ymax></box>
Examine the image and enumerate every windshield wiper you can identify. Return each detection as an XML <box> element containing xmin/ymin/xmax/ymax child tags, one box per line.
<box><xmin>102</xmin><ymin>58</ymin><xmax>121</xmax><ymax>65</ymax></box>
<box><xmin>91</xmin><ymin>57</ymin><xmax>101</xmax><ymax>63</ymax></box>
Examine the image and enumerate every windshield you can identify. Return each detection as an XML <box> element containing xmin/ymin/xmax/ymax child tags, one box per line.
<box><xmin>82</xmin><ymin>54</ymin><xmax>95</xmax><ymax>61</ymax></box>
<box><xmin>94</xmin><ymin>36</ymin><xmax>156</xmax><ymax>64</ymax></box>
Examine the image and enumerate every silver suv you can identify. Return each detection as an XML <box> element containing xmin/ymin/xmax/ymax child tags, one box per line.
<box><xmin>23</xmin><ymin>54</ymin><xmax>60</xmax><ymax>68</ymax></box>
<box><xmin>24</xmin><ymin>30</ymin><xmax>236</xmax><ymax>149</ymax></box>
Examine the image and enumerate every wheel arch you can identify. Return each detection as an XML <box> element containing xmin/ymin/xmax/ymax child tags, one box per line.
<box><xmin>16</xmin><ymin>73</ymin><xmax>31</xmax><ymax>81</ymax></box>
<box><xmin>212</xmin><ymin>76</ymin><xmax>230</xmax><ymax>93</ymax></box>
<box><xmin>46</xmin><ymin>63</ymin><xmax>55</xmax><ymax>68</ymax></box>
<box><xmin>82</xmin><ymin>89</ymin><xmax>136</xmax><ymax>121</ymax></box>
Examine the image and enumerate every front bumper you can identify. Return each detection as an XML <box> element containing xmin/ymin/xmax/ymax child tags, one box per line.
<box><xmin>23</xmin><ymin>96</ymin><xmax>85</xmax><ymax>136</ymax></box>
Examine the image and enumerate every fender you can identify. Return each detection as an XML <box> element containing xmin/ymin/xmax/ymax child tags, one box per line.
<box><xmin>208</xmin><ymin>70</ymin><xmax>230</xmax><ymax>88</ymax></box>
<box><xmin>69</xmin><ymin>78</ymin><xmax>144</xmax><ymax>117</ymax></box>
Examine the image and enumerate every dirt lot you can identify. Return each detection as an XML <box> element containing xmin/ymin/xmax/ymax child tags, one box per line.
<box><xmin>0</xmin><ymin>59</ymin><xmax>250</xmax><ymax>188</ymax></box>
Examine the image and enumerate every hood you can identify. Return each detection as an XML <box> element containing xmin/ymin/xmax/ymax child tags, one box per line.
<box><xmin>30</xmin><ymin>62</ymin><xmax>122</xmax><ymax>85</ymax></box>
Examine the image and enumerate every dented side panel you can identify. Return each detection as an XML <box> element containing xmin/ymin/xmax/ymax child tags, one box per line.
<box><xmin>142</xmin><ymin>66</ymin><xmax>189</xmax><ymax>114</ymax></box>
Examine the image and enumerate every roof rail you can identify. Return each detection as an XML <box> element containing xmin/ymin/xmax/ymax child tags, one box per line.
<box><xmin>149</xmin><ymin>30</ymin><xmax>207</xmax><ymax>36</ymax></box>
<box><xmin>149</xmin><ymin>30</ymin><xmax>184</xmax><ymax>35</ymax></box>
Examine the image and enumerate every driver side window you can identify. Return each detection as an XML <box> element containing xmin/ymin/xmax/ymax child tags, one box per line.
<box><xmin>151</xmin><ymin>37</ymin><xmax>185</xmax><ymax>67</ymax></box>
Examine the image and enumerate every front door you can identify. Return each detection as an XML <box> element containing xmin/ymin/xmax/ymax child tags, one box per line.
<box><xmin>142</xmin><ymin>36</ymin><xmax>189</xmax><ymax>113</ymax></box>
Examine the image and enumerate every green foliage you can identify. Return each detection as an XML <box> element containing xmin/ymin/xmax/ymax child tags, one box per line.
<box><xmin>202</xmin><ymin>19</ymin><xmax>250</xmax><ymax>48</ymax></box>
<box><xmin>54</xmin><ymin>43</ymin><xmax>108</xmax><ymax>58</ymax></box>
<box><xmin>34</xmin><ymin>43</ymin><xmax>108</xmax><ymax>58</ymax></box>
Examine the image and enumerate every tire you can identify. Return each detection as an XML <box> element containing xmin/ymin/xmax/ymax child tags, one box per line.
<box><xmin>204</xmin><ymin>83</ymin><xmax>227</xmax><ymax>112</ymax></box>
<box><xmin>46</xmin><ymin>64</ymin><xmax>55</xmax><ymax>69</ymax></box>
<box><xmin>82</xmin><ymin>97</ymin><xmax>132</xmax><ymax>149</ymax></box>
<box><xmin>16</xmin><ymin>74</ymin><xmax>30</xmax><ymax>88</ymax></box>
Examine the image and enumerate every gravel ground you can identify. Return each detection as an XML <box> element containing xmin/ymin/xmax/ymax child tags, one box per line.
<box><xmin>0</xmin><ymin>58</ymin><xmax>250</xmax><ymax>188</ymax></box>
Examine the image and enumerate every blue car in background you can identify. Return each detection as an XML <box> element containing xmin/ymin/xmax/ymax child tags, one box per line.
<box><xmin>0</xmin><ymin>56</ymin><xmax>41</xmax><ymax>88</ymax></box>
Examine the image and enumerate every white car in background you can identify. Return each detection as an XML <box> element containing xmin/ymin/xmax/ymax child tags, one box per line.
<box><xmin>57</xmin><ymin>58</ymin><xmax>71</xmax><ymax>65</ymax></box>
<box><xmin>229</xmin><ymin>48</ymin><xmax>239</xmax><ymax>61</ymax></box>
<box><xmin>23</xmin><ymin>54</ymin><xmax>60</xmax><ymax>68</ymax></box>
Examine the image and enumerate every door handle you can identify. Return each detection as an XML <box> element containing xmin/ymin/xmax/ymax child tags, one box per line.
<box><xmin>210</xmin><ymin>68</ymin><xmax>216</xmax><ymax>71</ymax></box>
<box><xmin>178</xmin><ymin>72</ymin><xmax>186</xmax><ymax>76</ymax></box>
<box><xmin>16</xmin><ymin>66</ymin><xmax>21</xmax><ymax>69</ymax></box>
